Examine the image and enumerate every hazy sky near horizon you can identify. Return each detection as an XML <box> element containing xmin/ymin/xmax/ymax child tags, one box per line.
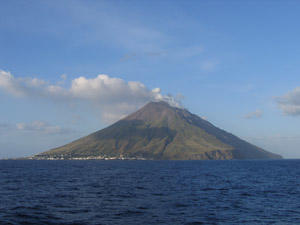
<box><xmin>1</xmin><ymin>0</ymin><xmax>300</xmax><ymax>158</ymax></box>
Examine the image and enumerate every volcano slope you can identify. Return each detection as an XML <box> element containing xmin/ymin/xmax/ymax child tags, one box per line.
<box><xmin>33</xmin><ymin>101</ymin><xmax>282</xmax><ymax>160</ymax></box>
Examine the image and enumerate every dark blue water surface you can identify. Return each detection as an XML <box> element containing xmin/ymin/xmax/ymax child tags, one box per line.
<box><xmin>0</xmin><ymin>160</ymin><xmax>299</xmax><ymax>225</ymax></box>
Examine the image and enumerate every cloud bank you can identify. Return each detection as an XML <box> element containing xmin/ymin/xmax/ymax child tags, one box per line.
<box><xmin>276</xmin><ymin>87</ymin><xmax>300</xmax><ymax>116</ymax></box>
<box><xmin>0</xmin><ymin>70</ymin><xmax>182</xmax><ymax>122</ymax></box>
<box><xmin>16</xmin><ymin>121</ymin><xmax>65</xmax><ymax>134</ymax></box>
<box><xmin>0</xmin><ymin>121</ymin><xmax>68</xmax><ymax>135</ymax></box>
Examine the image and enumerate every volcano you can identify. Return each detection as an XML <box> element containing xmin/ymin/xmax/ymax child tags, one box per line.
<box><xmin>33</xmin><ymin>101</ymin><xmax>282</xmax><ymax>160</ymax></box>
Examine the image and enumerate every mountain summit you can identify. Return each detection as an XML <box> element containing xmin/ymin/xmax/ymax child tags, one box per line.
<box><xmin>33</xmin><ymin>101</ymin><xmax>282</xmax><ymax>160</ymax></box>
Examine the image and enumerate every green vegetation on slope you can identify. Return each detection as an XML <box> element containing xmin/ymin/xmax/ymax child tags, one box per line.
<box><xmin>35</xmin><ymin>101</ymin><xmax>282</xmax><ymax>160</ymax></box>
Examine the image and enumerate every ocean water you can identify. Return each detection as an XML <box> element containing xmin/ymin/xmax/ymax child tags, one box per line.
<box><xmin>0</xmin><ymin>160</ymin><xmax>299</xmax><ymax>225</ymax></box>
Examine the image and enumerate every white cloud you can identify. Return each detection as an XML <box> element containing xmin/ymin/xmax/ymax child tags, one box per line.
<box><xmin>57</xmin><ymin>74</ymin><xmax>67</xmax><ymax>85</ymax></box>
<box><xmin>0</xmin><ymin>70</ymin><xmax>182</xmax><ymax>123</ymax></box>
<box><xmin>276</xmin><ymin>87</ymin><xmax>300</xmax><ymax>116</ymax></box>
<box><xmin>0</xmin><ymin>120</ymin><xmax>72</xmax><ymax>135</ymax></box>
<box><xmin>0</xmin><ymin>71</ymin><xmax>25</xmax><ymax>96</ymax></box>
<box><xmin>61</xmin><ymin>74</ymin><xmax>67</xmax><ymax>80</ymax></box>
<box><xmin>16</xmin><ymin>121</ymin><xmax>65</xmax><ymax>134</ymax></box>
<box><xmin>0</xmin><ymin>70</ymin><xmax>49</xmax><ymax>97</ymax></box>
<box><xmin>244</xmin><ymin>110</ymin><xmax>263</xmax><ymax>119</ymax></box>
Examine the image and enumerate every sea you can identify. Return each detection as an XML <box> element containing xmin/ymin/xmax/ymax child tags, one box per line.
<box><xmin>0</xmin><ymin>160</ymin><xmax>299</xmax><ymax>225</ymax></box>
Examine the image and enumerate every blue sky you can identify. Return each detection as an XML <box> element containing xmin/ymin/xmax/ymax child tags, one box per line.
<box><xmin>1</xmin><ymin>0</ymin><xmax>300</xmax><ymax>158</ymax></box>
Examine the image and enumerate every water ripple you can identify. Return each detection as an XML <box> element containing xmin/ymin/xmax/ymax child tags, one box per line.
<box><xmin>0</xmin><ymin>159</ymin><xmax>299</xmax><ymax>224</ymax></box>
